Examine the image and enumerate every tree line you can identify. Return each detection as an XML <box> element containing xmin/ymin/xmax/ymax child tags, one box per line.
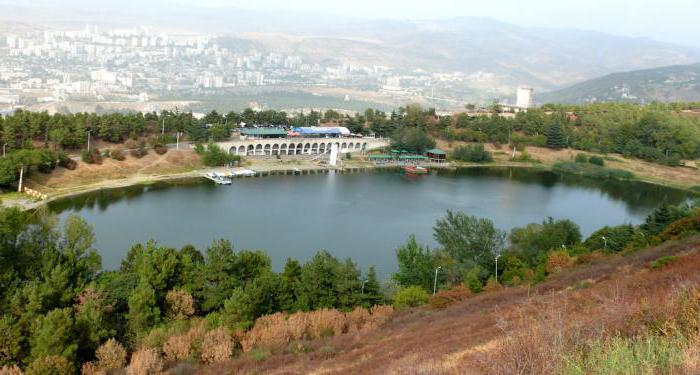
<box><xmin>0</xmin><ymin>206</ymin><xmax>383</xmax><ymax>372</ymax></box>
<box><xmin>392</xmin><ymin>199</ymin><xmax>700</xmax><ymax>300</ymax></box>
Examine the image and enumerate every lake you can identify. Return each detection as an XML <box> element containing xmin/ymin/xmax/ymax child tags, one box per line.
<box><xmin>49</xmin><ymin>167</ymin><xmax>691</xmax><ymax>278</ymax></box>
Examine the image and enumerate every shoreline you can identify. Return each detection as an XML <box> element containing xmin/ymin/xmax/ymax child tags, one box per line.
<box><xmin>3</xmin><ymin>158</ymin><xmax>697</xmax><ymax>211</ymax></box>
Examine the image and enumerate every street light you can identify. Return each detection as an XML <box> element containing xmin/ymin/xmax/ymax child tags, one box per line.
<box><xmin>601</xmin><ymin>236</ymin><xmax>607</xmax><ymax>251</ymax></box>
<box><xmin>495</xmin><ymin>254</ymin><xmax>501</xmax><ymax>282</ymax></box>
<box><xmin>433</xmin><ymin>266</ymin><xmax>442</xmax><ymax>296</ymax></box>
<box><xmin>361</xmin><ymin>279</ymin><xmax>368</xmax><ymax>295</ymax></box>
<box><xmin>86</xmin><ymin>129</ymin><xmax>92</xmax><ymax>152</ymax></box>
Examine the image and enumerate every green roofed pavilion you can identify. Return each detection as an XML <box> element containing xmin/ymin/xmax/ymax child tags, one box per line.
<box><xmin>240</xmin><ymin>128</ymin><xmax>287</xmax><ymax>138</ymax></box>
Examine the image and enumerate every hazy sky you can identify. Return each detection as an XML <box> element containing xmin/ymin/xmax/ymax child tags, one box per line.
<box><xmin>8</xmin><ymin>0</ymin><xmax>700</xmax><ymax>47</ymax></box>
<box><xmin>184</xmin><ymin>0</ymin><xmax>700</xmax><ymax>47</ymax></box>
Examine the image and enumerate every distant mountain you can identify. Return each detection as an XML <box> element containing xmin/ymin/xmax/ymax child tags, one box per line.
<box><xmin>539</xmin><ymin>63</ymin><xmax>700</xmax><ymax>104</ymax></box>
<box><xmin>243</xmin><ymin>17</ymin><xmax>700</xmax><ymax>91</ymax></box>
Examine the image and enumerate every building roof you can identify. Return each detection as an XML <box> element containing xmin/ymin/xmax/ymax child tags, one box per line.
<box><xmin>368</xmin><ymin>154</ymin><xmax>392</xmax><ymax>159</ymax></box>
<box><xmin>240</xmin><ymin>128</ymin><xmax>287</xmax><ymax>136</ymax></box>
<box><xmin>425</xmin><ymin>148</ymin><xmax>447</xmax><ymax>155</ymax></box>
<box><xmin>398</xmin><ymin>155</ymin><xmax>429</xmax><ymax>160</ymax></box>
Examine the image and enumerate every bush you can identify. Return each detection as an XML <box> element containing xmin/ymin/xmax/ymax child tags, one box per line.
<box><xmin>130</xmin><ymin>144</ymin><xmax>148</xmax><ymax>158</ymax></box>
<box><xmin>201</xmin><ymin>327</ymin><xmax>233</xmax><ymax>364</ymax></box>
<box><xmin>429</xmin><ymin>285</ymin><xmax>472</xmax><ymax>309</ymax></box>
<box><xmin>482</xmin><ymin>276</ymin><xmax>503</xmax><ymax>292</ymax></box>
<box><xmin>126</xmin><ymin>349</ymin><xmax>162</xmax><ymax>375</ymax></box>
<box><xmin>95</xmin><ymin>338</ymin><xmax>127</xmax><ymax>371</ymax></box>
<box><xmin>109</xmin><ymin>148</ymin><xmax>125</xmax><ymax>161</ymax></box>
<box><xmin>0</xmin><ymin>365</ymin><xmax>23</xmax><ymax>375</ymax></box>
<box><xmin>451</xmin><ymin>144</ymin><xmax>493</xmax><ymax>163</ymax></box>
<box><xmin>154</xmin><ymin>144</ymin><xmax>168</xmax><ymax>155</ymax></box>
<box><xmin>574</xmin><ymin>153</ymin><xmax>588</xmax><ymax>163</ymax></box>
<box><xmin>58</xmin><ymin>153</ymin><xmax>77</xmax><ymax>170</ymax></box>
<box><xmin>81</xmin><ymin>148</ymin><xmax>102</xmax><ymax>164</ymax></box>
<box><xmin>588</xmin><ymin>155</ymin><xmax>605</xmax><ymax>166</ymax></box>
<box><xmin>26</xmin><ymin>355</ymin><xmax>73</xmax><ymax>375</ymax></box>
<box><xmin>649</xmin><ymin>256</ymin><xmax>678</xmax><ymax>270</ymax></box>
<box><xmin>659</xmin><ymin>215</ymin><xmax>700</xmax><ymax>241</ymax></box>
<box><xmin>163</xmin><ymin>334</ymin><xmax>192</xmax><ymax>362</ymax></box>
<box><xmin>546</xmin><ymin>250</ymin><xmax>574</xmax><ymax>274</ymax></box>
<box><xmin>166</xmin><ymin>290</ymin><xmax>195</xmax><ymax>320</ymax></box>
<box><xmin>393</xmin><ymin>286</ymin><xmax>430</xmax><ymax>309</ymax></box>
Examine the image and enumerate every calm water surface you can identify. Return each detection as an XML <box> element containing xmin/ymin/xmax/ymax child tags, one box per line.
<box><xmin>49</xmin><ymin>168</ymin><xmax>691</xmax><ymax>277</ymax></box>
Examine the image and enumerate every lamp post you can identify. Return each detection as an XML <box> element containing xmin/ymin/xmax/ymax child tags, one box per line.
<box><xmin>433</xmin><ymin>266</ymin><xmax>442</xmax><ymax>296</ymax></box>
<box><xmin>361</xmin><ymin>279</ymin><xmax>368</xmax><ymax>295</ymax></box>
<box><xmin>601</xmin><ymin>236</ymin><xmax>607</xmax><ymax>251</ymax></box>
<box><xmin>87</xmin><ymin>129</ymin><xmax>92</xmax><ymax>152</ymax></box>
<box><xmin>495</xmin><ymin>255</ymin><xmax>500</xmax><ymax>282</ymax></box>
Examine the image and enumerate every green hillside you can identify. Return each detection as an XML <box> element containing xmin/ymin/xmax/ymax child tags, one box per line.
<box><xmin>541</xmin><ymin>63</ymin><xmax>700</xmax><ymax>104</ymax></box>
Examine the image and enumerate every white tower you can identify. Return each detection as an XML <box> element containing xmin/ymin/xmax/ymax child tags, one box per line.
<box><xmin>516</xmin><ymin>87</ymin><xmax>534</xmax><ymax>109</ymax></box>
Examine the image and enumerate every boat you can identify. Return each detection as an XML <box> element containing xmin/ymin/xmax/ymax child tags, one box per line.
<box><xmin>232</xmin><ymin>169</ymin><xmax>256</xmax><ymax>177</ymax></box>
<box><xmin>404</xmin><ymin>166</ymin><xmax>428</xmax><ymax>175</ymax></box>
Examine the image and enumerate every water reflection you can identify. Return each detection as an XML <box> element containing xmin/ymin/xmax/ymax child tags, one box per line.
<box><xmin>48</xmin><ymin>167</ymin><xmax>693</xmax><ymax>276</ymax></box>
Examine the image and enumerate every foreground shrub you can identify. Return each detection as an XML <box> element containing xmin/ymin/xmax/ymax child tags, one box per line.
<box><xmin>95</xmin><ymin>338</ymin><xmax>127</xmax><ymax>371</ymax></box>
<box><xmin>482</xmin><ymin>276</ymin><xmax>503</xmax><ymax>292</ymax></box>
<box><xmin>429</xmin><ymin>285</ymin><xmax>472</xmax><ymax>309</ymax></box>
<box><xmin>307</xmin><ymin>309</ymin><xmax>345</xmax><ymax>338</ymax></box>
<box><xmin>241</xmin><ymin>306</ymin><xmax>393</xmax><ymax>352</ymax></box>
<box><xmin>162</xmin><ymin>334</ymin><xmax>191</xmax><ymax>362</ymax></box>
<box><xmin>0</xmin><ymin>365</ymin><xmax>22</xmax><ymax>375</ymax></box>
<box><xmin>546</xmin><ymin>250</ymin><xmax>574</xmax><ymax>274</ymax></box>
<box><xmin>393</xmin><ymin>286</ymin><xmax>430</xmax><ymax>309</ymax></box>
<box><xmin>26</xmin><ymin>356</ymin><xmax>73</xmax><ymax>375</ymax></box>
<box><xmin>126</xmin><ymin>349</ymin><xmax>162</xmax><ymax>375</ymax></box>
<box><xmin>80</xmin><ymin>362</ymin><xmax>105</xmax><ymax>375</ymax></box>
<box><xmin>659</xmin><ymin>215</ymin><xmax>700</xmax><ymax>241</ymax></box>
<box><xmin>650</xmin><ymin>256</ymin><xmax>678</xmax><ymax>270</ymax></box>
<box><xmin>200</xmin><ymin>327</ymin><xmax>233</xmax><ymax>364</ymax></box>
<box><xmin>564</xmin><ymin>335</ymin><xmax>685</xmax><ymax>375</ymax></box>
<box><xmin>574</xmin><ymin>153</ymin><xmax>588</xmax><ymax>163</ymax></box>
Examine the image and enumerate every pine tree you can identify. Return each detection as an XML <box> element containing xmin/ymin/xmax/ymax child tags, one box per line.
<box><xmin>546</xmin><ymin>120</ymin><xmax>565</xmax><ymax>149</ymax></box>
<box><xmin>362</xmin><ymin>266</ymin><xmax>383</xmax><ymax>307</ymax></box>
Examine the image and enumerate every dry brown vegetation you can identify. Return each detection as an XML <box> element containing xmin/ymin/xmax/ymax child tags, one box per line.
<box><xmin>186</xmin><ymin>235</ymin><xmax>700</xmax><ymax>375</ymax></box>
<box><xmin>27</xmin><ymin>149</ymin><xmax>202</xmax><ymax>196</ymax></box>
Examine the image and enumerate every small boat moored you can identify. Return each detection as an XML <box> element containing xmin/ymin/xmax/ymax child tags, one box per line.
<box><xmin>404</xmin><ymin>165</ymin><xmax>428</xmax><ymax>175</ymax></box>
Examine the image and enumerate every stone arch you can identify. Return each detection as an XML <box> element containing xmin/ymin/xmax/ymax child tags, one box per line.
<box><xmin>348</xmin><ymin>142</ymin><xmax>354</xmax><ymax>150</ymax></box>
<box><xmin>341</xmin><ymin>142</ymin><xmax>347</xmax><ymax>150</ymax></box>
<box><xmin>247</xmin><ymin>144</ymin><xmax>255</xmax><ymax>156</ymax></box>
<box><xmin>237</xmin><ymin>145</ymin><xmax>246</xmax><ymax>155</ymax></box>
<box><xmin>255</xmin><ymin>144</ymin><xmax>263</xmax><ymax>156</ymax></box>
<box><xmin>319</xmin><ymin>143</ymin><xmax>326</xmax><ymax>153</ymax></box>
<box><xmin>281</xmin><ymin>143</ymin><xmax>288</xmax><ymax>156</ymax></box>
<box><xmin>355</xmin><ymin>143</ymin><xmax>361</xmax><ymax>150</ymax></box>
<box><xmin>264</xmin><ymin>144</ymin><xmax>271</xmax><ymax>155</ymax></box>
<box><xmin>304</xmin><ymin>143</ymin><xmax>311</xmax><ymax>154</ymax></box>
<box><xmin>272</xmin><ymin>144</ymin><xmax>280</xmax><ymax>155</ymax></box>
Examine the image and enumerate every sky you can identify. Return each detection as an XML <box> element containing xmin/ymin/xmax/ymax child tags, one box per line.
<box><xmin>185</xmin><ymin>0</ymin><xmax>700</xmax><ymax>47</ymax></box>
<box><xmin>6</xmin><ymin>0</ymin><xmax>700</xmax><ymax>47</ymax></box>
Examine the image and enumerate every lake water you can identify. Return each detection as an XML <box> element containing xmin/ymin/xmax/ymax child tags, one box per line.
<box><xmin>49</xmin><ymin>167</ymin><xmax>691</xmax><ymax>278</ymax></box>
